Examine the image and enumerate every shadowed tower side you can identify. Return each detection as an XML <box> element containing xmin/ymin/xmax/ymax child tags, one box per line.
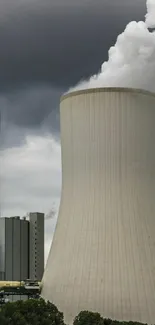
<box><xmin>42</xmin><ymin>88</ymin><xmax>155</xmax><ymax>325</ymax></box>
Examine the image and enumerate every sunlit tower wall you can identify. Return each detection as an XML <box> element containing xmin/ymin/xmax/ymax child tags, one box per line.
<box><xmin>42</xmin><ymin>88</ymin><xmax>155</xmax><ymax>325</ymax></box>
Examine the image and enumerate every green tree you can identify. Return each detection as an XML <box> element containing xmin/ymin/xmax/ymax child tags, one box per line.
<box><xmin>73</xmin><ymin>311</ymin><xmax>105</xmax><ymax>325</ymax></box>
<box><xmin>0</xmin><ymin>298</ymin><xmax>64</xmax><ymax>325</ymax></box>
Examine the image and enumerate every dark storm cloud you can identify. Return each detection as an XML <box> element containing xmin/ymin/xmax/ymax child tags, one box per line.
<box><xmin>0</xmin><ymin>0</ymin><xmax>146</xmax><ymax>146</ymax></box>
<box><xmin>0</xmin><ymin>85</ymin><xmax>62</xmax><ymax>148</ymax></box>
<box><xmin>0</xmin><ymin>0</ymin><xmax>146</xmax><ymax>90</ymax></box>
<box><xmin>1</xmin><ymin>85</ymin><xmax>61</xmax><ymax>129</ymax></box>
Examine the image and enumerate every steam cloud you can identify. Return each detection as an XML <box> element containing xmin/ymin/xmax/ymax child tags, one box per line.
<box><xmin>70</xmin><ymin>0</ymin><xmax>155</xmax><ymax>93</ymax></box>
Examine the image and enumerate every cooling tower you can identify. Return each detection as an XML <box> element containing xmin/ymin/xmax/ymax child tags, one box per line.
<box><xmin>42</xmin><ymin>88</ymin><xmax>155</xmax><ymax>325</ymax></box>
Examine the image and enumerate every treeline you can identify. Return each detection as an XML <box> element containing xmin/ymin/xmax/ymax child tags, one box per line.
<box><xmin>0</xmin><ymin>298</ymin><xmax>150</xmax><ymax>325</ymax></box>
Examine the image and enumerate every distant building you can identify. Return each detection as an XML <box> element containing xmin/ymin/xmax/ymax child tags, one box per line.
<box><xmin>0</xmin><ymin>213</ymin><xmax>44</xmax><ymax>283</ymax></box>
<box><xmin>0</xmin><ymin>216</ymin><xmax>29</xmax><ymax>281</ymax></box>
<box><xmin>29</xmin><ymin>212</ymin><xmax>44</xmax><ymax>281</ymax></box>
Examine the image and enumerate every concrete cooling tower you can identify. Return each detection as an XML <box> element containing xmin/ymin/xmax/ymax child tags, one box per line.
<box><xmin>42</xmin><ymin>88</ymin><xmax>155</xmax><ymax>325</ymax></box>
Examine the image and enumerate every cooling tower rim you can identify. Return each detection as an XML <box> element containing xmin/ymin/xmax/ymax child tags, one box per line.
<box><xmin>60</xmin><ymin>87</ymin><xmax>155</xmax><ymax>102</ymax></box>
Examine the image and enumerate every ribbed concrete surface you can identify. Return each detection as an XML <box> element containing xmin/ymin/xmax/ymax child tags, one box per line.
<box><xmin>42</xmin><ymin>88</ymin><xmax>155</xmax><ymax>325</ymax></box>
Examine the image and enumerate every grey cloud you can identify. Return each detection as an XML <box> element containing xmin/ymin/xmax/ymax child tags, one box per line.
<box><xmin>1</xmin><ymin>123</ymin><xmax>28</xmax><ymax>148</ymax></box>
<box><xmin>0</xmin><ymin>0</ymin><xmax>146</xmax><ymax>148</ymax></box>
<box><xmin>0</xmin><ymin>0</ymin><xmax>146</xmax><ymax>91</ymax></box>
<box><xmin>0</xmin><ymin>133</ymin><xmax>61</xmax><ymax>216</ymax></box>
<box><xmin>0</xmin><ymin>85</ymin><xmax>62</xmax><ymax>147</ymax></box>
<box><xmin>1</xmin><ymin>85</ymin><xmax>62</xmax><ymax>128</ymax></box>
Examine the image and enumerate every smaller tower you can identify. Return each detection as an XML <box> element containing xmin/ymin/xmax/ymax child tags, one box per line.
<box><xmin>29</xmin><ymin>212</ymin><xmax>44</xmax><ymax>281</ymax></box>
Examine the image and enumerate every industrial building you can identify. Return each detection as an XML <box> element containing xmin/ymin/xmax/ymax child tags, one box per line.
<box><xmin>29</xmin><ymin>212</ymin><xmax>44</xmax><ymax>281</ymax></box>
<box><xmin>0</xmin><ymin>213</ymin><xmax>44</xmax><ymax>284</ymax></box>
<box><xmin>42</xmin><ymin>88</ymin><xmax>155</xmax><ymax>324</ymax></box>
<box><xmin>0</xmin><ymin>216</ymin><xmax>29</xmax><ymax>282</ymax></box>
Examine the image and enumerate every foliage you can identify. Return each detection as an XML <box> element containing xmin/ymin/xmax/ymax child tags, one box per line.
<box><xmin>0</xmin><ymin>301</ymin><xmax>151</xmax><ymax>325</ymax></box>
<box><xmin>73</xmin><ymin>311</ymin><xmax>105</xmax><ymax>325</ymax></box>
<box><xmin>73</xmin><ymin>311</ymin><xmax>149</xmax><ymax>325</ymax></box>
<box><xmin>0</xmin><ymin>298</ymin><xmax>64</xmax><ymax>325</ymax></box>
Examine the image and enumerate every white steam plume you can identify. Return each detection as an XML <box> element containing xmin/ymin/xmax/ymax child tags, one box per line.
<box><xmin>70</xmin><ymin>0</ymin><xmax>155</xmax><ymax>93</ymax></box>
<box><xmin>145</xmin><ymin>0</ymin><xmax>155</xmax><ymax>28</ymax></box>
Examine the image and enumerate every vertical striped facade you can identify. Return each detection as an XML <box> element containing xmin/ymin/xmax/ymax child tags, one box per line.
<box><xmin>42</xmin><ymin>88</ymin><xmax>155</xmax><ymax>324</ymax></box>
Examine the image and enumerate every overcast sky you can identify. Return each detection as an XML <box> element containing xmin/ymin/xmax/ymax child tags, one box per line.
<box><xmin>0</xmin><ymin>0</ymin><xmax>146</xmax><ymax>262</ymax></box>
